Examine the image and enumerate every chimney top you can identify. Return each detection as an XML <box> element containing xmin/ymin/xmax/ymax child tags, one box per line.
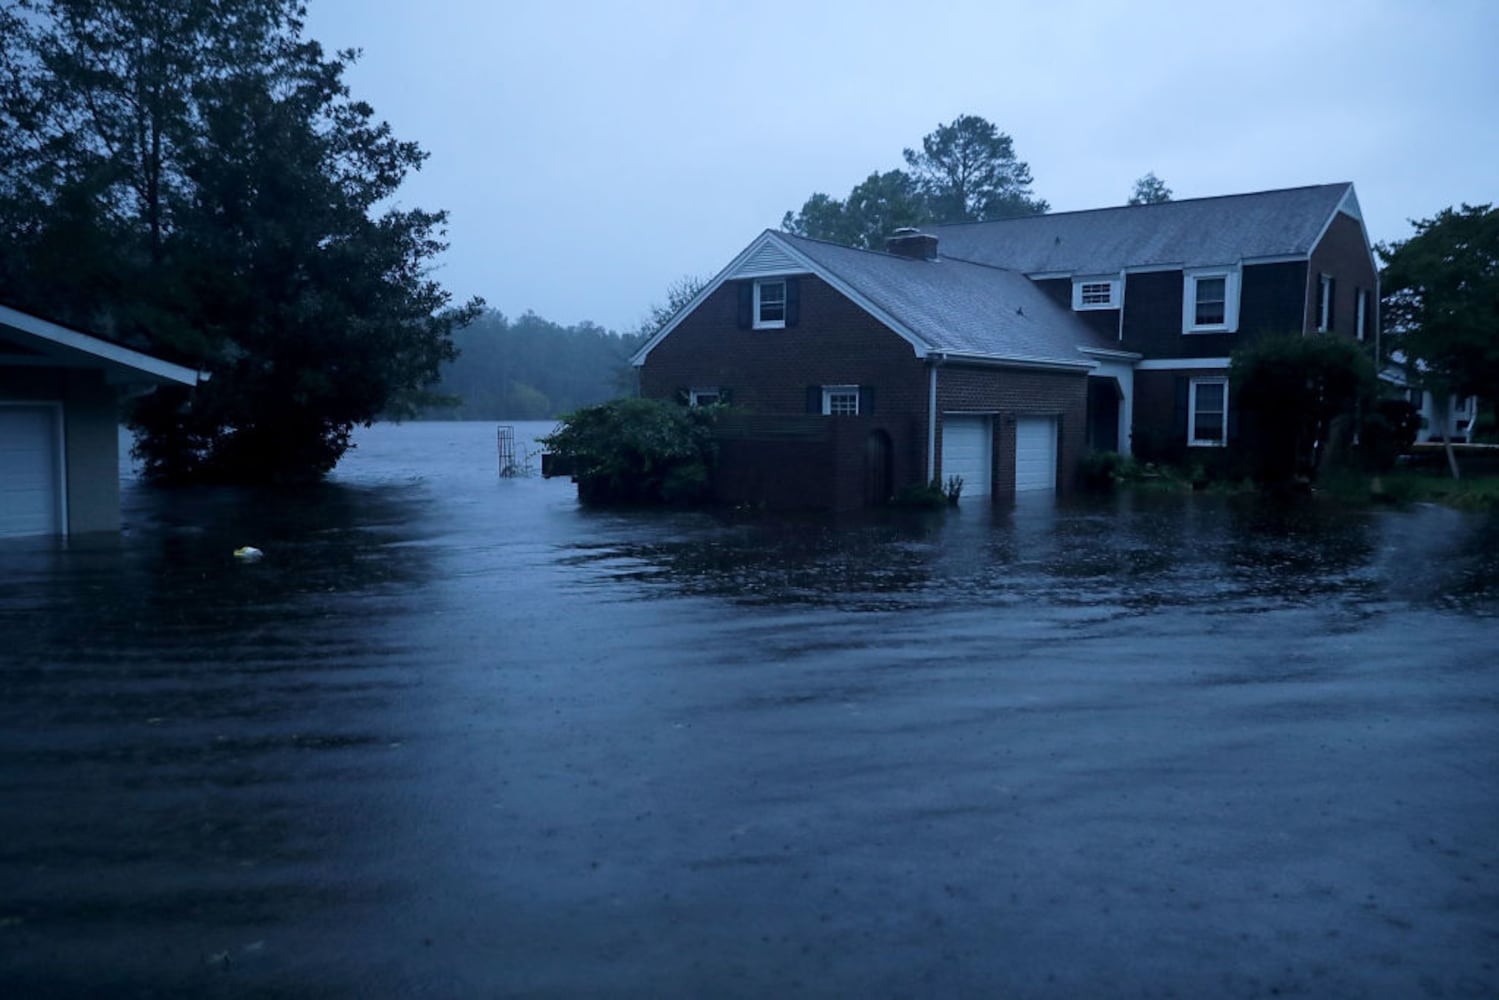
<box><xmin>885</xmin><ymin>229</ymin><xmax>938</xmax><ymax>261</ymax></box>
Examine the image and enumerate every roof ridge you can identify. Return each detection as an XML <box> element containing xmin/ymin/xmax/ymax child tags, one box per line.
<box><xmin>930</xmin><ymin>182</ymin><xmax>1351</xmax><ymax>230</ymax></box>
<box><xmin>777</xmin><ymin>229</ymin><xmax>1023</xmax><ymax>276</ymax></box>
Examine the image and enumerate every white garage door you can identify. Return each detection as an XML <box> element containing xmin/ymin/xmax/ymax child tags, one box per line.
<box><xmin>942</xmin><ymin>415</ymin><xmax>992</xmax><ymax>497</ymax></box>
<box><xmin>1015</xmin><ymin>416</ymin><xmax>1057</xmax><ymax>493</ymax></box>
<box><xmin>1</xmin><ymin>405</ymin><xmax>64</xmax><ymax>538</ymax></box>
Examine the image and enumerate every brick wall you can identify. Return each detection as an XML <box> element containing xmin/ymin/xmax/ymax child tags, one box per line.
<box><xmin>1307</xmin><ymin>212</ymin><xmax>1378</xmax><ymax>342</ymax></box>
<box><xmin>640</xmin><ymin>276</ymin><xmax>928</xmax><ymax>418</ymax></box>
<box><xmin>641</xmin><ymin>274</ymin><xmax>1090</xmax><ymax>505</ymax></box>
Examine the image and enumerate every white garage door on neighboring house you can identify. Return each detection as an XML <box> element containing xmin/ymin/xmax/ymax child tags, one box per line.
<box><xmin>0</xmin><ymin>404</ymin><xmax>64</xmax><ymax>538</ymax></box>
<box><xmin>942</xmin><ymin>414</ymin><xmax>993</xmax><ymax>497</ymax></box>
<box><xmin>1015</xmin><ymin>416</ymin><xmax>1058</xmax><ymax>493</ymax></box>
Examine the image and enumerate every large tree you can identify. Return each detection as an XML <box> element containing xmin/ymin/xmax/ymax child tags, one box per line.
<box><xmin>902</xmin><ymin>114</ymin><xmax>1047</xmax><ymax>223</ymax></box>
<box><xmin>1128</xmin><ymin>172</ymin><xmax>1173</xmax><ymax>205</ymax></box>
<box><xmin>782</xmin><ymin>116</ymin><xmax>1045</xmax><ymax>248</ymax></box>
<box><xmin>0</xmin><ymin>0</ymin><xmax>480</xmax><ymax>483</ymax></box>
<box><xmin>781</xmin><ymin>170</ymin><xmax>926</xmax><ymax>250</ymax></box>
<box><xmin>1380</xmin><ymin>203</ymin><xmax>1498</xmax><ymax>419</ymax></box>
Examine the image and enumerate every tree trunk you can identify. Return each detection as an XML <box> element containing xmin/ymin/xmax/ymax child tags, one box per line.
<box><xmin>1434</xmin><ymin>394</ymin><xmax>1461</xmax><ymax>479</ymax></box>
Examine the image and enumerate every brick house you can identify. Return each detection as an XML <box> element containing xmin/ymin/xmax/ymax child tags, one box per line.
<box><xmin>632</xmin><ymin>183</ymin><xmax>1377</xmax><ymax>509</ymax></box>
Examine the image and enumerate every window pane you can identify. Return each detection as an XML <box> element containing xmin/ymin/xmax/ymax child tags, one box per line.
<box><xmin>1195</xmin><ymin>300</ymin><xmax>1225</xmax><ymax>325</ymax></box>
<box><xmin>1196</xmin><ymin>383</ymin><xmax>1224</xmax><ymax>409</ymax></box>
<box><xmin>1197</xmin><ymin>277</ymin><xmax>1225</xmax><ymax>300</ymax></box>
<box><xmin>826</xmin><ymin>391</ymin><xmax>858</xmax><ymax>415</ymax></box>
<box><xmin>1195</xmin><ymin>414</ymin><xmax>1224</xmax><ymax>441</ymax></box>
<box><xmin>758</xmin><ymin>281</ymin><xmax>786</xmax><ymax>324</ymax></box>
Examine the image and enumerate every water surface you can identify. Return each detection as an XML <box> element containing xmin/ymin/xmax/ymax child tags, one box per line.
<box><xmin>3</xmin><ymin>421</ymin><xmax>1496</xmax><ymax>997</ymax></box>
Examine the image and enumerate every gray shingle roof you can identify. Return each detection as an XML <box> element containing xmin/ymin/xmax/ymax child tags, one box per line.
<box><xmin>779</xmin><ymin>232</ymin><xmax>1119</xmax><ymax>366</ymax></box>
<box><xmin>931</xmin><ymin>183</ymin><xmax>1353</xmax><ymax>275</ymax></box>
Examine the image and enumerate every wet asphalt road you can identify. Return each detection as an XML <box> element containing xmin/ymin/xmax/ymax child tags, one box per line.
<box><xmin>1</xmin><ymin>422</ymin><xmax>1496</xmax><ymax>997</ymax></box>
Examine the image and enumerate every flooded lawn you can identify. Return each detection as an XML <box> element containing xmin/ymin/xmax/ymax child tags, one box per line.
<box><xmin>2</xmin><ymin>422</ymin><xmax>1497</xmax><ymax>997</ymax></box>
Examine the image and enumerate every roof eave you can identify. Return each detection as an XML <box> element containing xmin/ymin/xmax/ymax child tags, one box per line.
<box><xmin>0</xmin><ymin>304</ymin><xmax>200</xmax><ymax>386</ymax></box>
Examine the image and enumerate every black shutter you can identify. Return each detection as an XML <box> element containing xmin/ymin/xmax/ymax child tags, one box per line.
<box><xmin>1327</xmin><ymin>278</ymin><xmax>1336</xmax><ymax>331</ymax></box>
<box><xmin>785</xmin><ymin>277</ymin><xmax>801</xmax><ymax>328</ymax></box>
<box><xmin>1226</xmin><ymin>391</ymin><xmax>1239</xmax><ymax>443</ymax></box>
<box><xmin>859</xmin><ymin>386</ymin><xmax>875</xmax><ymax>415</ymax></box>
<box><xmin>1315</xmin><ymin>277</ymin><xmax>1326</xmax><ymax>330</ymax></box>
<box><xmin>1173</xmin><ymin>376</ymin><xmax>1190</xmax><ymax>443</ymax></box>
<box><xmin>806</xmin><ymin>385</ymin><xmax>823</xmax><ymax>414</ymax></box>
<box><xmin>737</xmin><ymin>282</ymin><xmax>753</xmax><ymax>329</ymax></box>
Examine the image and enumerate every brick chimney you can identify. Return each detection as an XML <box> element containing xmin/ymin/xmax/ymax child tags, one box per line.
<box><xmin>885</xmin><ymin>227</ymin><xmax>938</xmax><ymax>260</ymax></box>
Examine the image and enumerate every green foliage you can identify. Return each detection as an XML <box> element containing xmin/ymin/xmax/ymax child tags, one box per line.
<box><xmin>1128</xmin><ymin>172</ymin><xmax>1173</xmax><ymax>205</ymax></box>
<box><xmin>782</xmin><ymin>115</ymin><xmax>1045</xmax><ymax>248</ymax></box>
<box><xmin>1357</xmin><ymin>398</ymin><xmax>1421</xmax><ymax>472</ymax></box>
<box><xmin>425</xmin><ymin>311</ymin><xmax>644</xmax><ymax>420</ymax></box>
<box><xmin>1230</xmin><ymin>334</ymin><xmax>1376</xmax><ymax>484</ymax></box>
<box><xmin>1379</xmin><ymin>204</ymin><xmax>1499</xmax><ymax>414</ymax></box>
<box><xmin>1079</xmin><ymin>451</ymin><xmax>1126</xmax><ymax>491</ymax></box>
<box><xmin>782</xmin><ymin>171</ymin><xmax>927</xmax><ymax>250</ymax></box>
<box><xmin>0</xmin><ymin>0</ymin><xmax>480</xmax><ymax>484</ymax></box>
<box><xmin>539</xmin><ymin>397</ymin><xmax>722</xmax><ymax>505</ymax></box>
<box><xmin>943</xmin><ymin>474</ymin><xmax>964</xmax><ymax>505</ymax></box>
<box><xmin>902</xmin><ymin>114</ymin><xmax>1048</xmax><ymax>223</ymax></box>
<box><xmin>892</xmin><ymin>478</ymin><xmax>948</xmax><ymax>509</ymax></box>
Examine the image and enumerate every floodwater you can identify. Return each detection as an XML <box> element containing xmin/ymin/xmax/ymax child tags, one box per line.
<box><xmin>2</xmin><ymin>421</ymin><xmax>1496</xmax><ymax>997</ymax></box>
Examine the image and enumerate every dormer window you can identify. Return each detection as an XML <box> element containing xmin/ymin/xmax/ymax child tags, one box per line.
<box><xmin>1072</xmin><ymin>277</ymin><xmax>1119</xmax><ymax>310</ymax></box>
<box><xmin>1183</xmin><ymin>268</ymin><xmax>1240</xmax><ymax>333</ymax></box>
<box><xmin>753</xmin><ymin>279</ymin><xmax>786</xmax><ymax>329</ymax></box>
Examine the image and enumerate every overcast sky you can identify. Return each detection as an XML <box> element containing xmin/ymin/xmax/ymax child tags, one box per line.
<box><xmin>303</xmin><ymin>0</ymin><xmax>1497</xmax><ymax>335</ymax></box>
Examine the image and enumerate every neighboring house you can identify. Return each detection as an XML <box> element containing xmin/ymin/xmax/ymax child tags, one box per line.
<box><xmin>1380</xmin><ymin>362</ymin><xmax>1480</xmax><ymax>444</ymax></box>
<box><xmin>1410</xmin><ymin>388</ymin><xmax>1478</xmax><ymax>443</ymax></box>
<box><xmin>633</xmin><ymin>183</ymin><xmax>1377</xmax><ymax>509</ymax></box>
<box><xmin>1</xmin><ymin>304</ymin><xmax>199</xmax><ymax>539</ymax></box>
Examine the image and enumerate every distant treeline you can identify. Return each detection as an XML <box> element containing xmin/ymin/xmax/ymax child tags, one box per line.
<box><xmin>421</xmin><ymin>310</ymin><xmax>645</xmax><ymax>420</ymax></box>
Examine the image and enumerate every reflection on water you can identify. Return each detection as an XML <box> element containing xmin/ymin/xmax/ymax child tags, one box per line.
<box><xmin>3</xmin><ymin>421</ymin><xmax>1497</xmax><ymax>996</ymax></box>
<box><xmin>560</xmin><ymin>488</ymin><xmax>1497</xmax><ymax>618</ymax></box>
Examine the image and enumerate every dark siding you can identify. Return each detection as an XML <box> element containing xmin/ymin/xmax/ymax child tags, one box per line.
<box><xmin>1121</xmin><ymin>270</ymin><xmax>1183</xmax><ymax>357</ymax></box>
<box><xmin>1239</xmin><ymin>260</ymin><xmax>1307</xmax><ymax>341</ymax></box>
<box><xmin>1076</xmin><ymin>309</ymin><xmax>1119</xmax><ymax>342</ymax></box>
<box><xmin>1032</xmin><ymin>278</ymin><xmax>1071</xmax><ymax>309</ymax></box>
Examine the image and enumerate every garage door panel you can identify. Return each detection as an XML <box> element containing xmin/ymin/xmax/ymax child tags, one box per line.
<box><xmin>1</xmin><ymin>405</ymin><xmax>63</xmax><ymax>537</ymax></box>
<box><xmin>1015</xmin><ymin>416</ymin><xmax>1057</xmax><ymax>493</ymax></box>
<box><xmin>942</xmin><ymin>415</ymin><xmax>992</xmax><ymax>497</ymax></box>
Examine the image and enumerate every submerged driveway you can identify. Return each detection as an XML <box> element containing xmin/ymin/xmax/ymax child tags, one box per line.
<box><xmin>1</xmin><ymin>423</ymin><xmax>1496</xmax><ymax>997</ymax></box>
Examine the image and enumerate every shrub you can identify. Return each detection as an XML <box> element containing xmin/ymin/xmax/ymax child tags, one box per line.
<box><xmin>1231</xmin><ymin>335</ymin><xmax>1376</xmax><ymax>485</ymax></box>
<box><xmin>1357</xmin><ymin>398</ymin><xmax>1420</xmax><ymax>472</ymax></box>
<box><xmin>892</xmin><ymin>477</ymin><xmax>950</xmax><ymax>509</ymax></box>
<box><xmin>1079</xmin><ymin>451</ymin><xmax>1124</xmax><ymax>491</ymax></box>
<box><xmin>540</xmin><ymin>397</ymin><xmax>722</xmax><ymax>505</ymax></box>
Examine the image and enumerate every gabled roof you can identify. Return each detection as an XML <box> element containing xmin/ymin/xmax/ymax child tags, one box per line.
<box><xmin>932</xmin><ymin>183</ymin><xmax>1357</xmax><ymax>275</ymax></box>
<box><xmin>633</xmin><ymin>230</ymin><xmax>1121</xmax><ymax>370</ymax></box>
<box><xmin>0</xmin><ymin>303</ymin><xmax>200</xmax><ymax>386</ymax></box>
<box><xmin>779</xmin><ymin>233</ymin><xmax>1118</xmax><ymax>366</ymax></box>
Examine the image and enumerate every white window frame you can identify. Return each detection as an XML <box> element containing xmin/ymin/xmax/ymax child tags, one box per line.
<box><xmin>1317</xmin><ymin>273</ymin><xmax>1333</xmax><ymax>332</ymax></box>
<box><xmin>1188</xmin><ymin>377</ymin><xmax>1229</xmax><ymax>447</ymax></box>
<box><xmin>1182</xmin><ymin>268</ymin><xmax>1240</xmax><ymax>334</ymax></box>
<box><xmin>753</xmin><ymin>279</ymin><xmax>786</xmax><ymax>330</ymax></box>
<box><xmin>822</xmin><ymin>385</ymin><xmax>859</xmax><ymax>416</ymax></box>
<box><xmin>688</xmin><ymin>387</ymin><xmax>720</xmax><ymax>407</ymax></box>
<box><xmin>1355</xmin><ymin>288</ymin><xmax>1367</xmax><ymax>341</ymax></box>
<box><xmin>1071</xmin><ymin>277</ymin><xmax>1119</xmax><ymax>310</ymax></box>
